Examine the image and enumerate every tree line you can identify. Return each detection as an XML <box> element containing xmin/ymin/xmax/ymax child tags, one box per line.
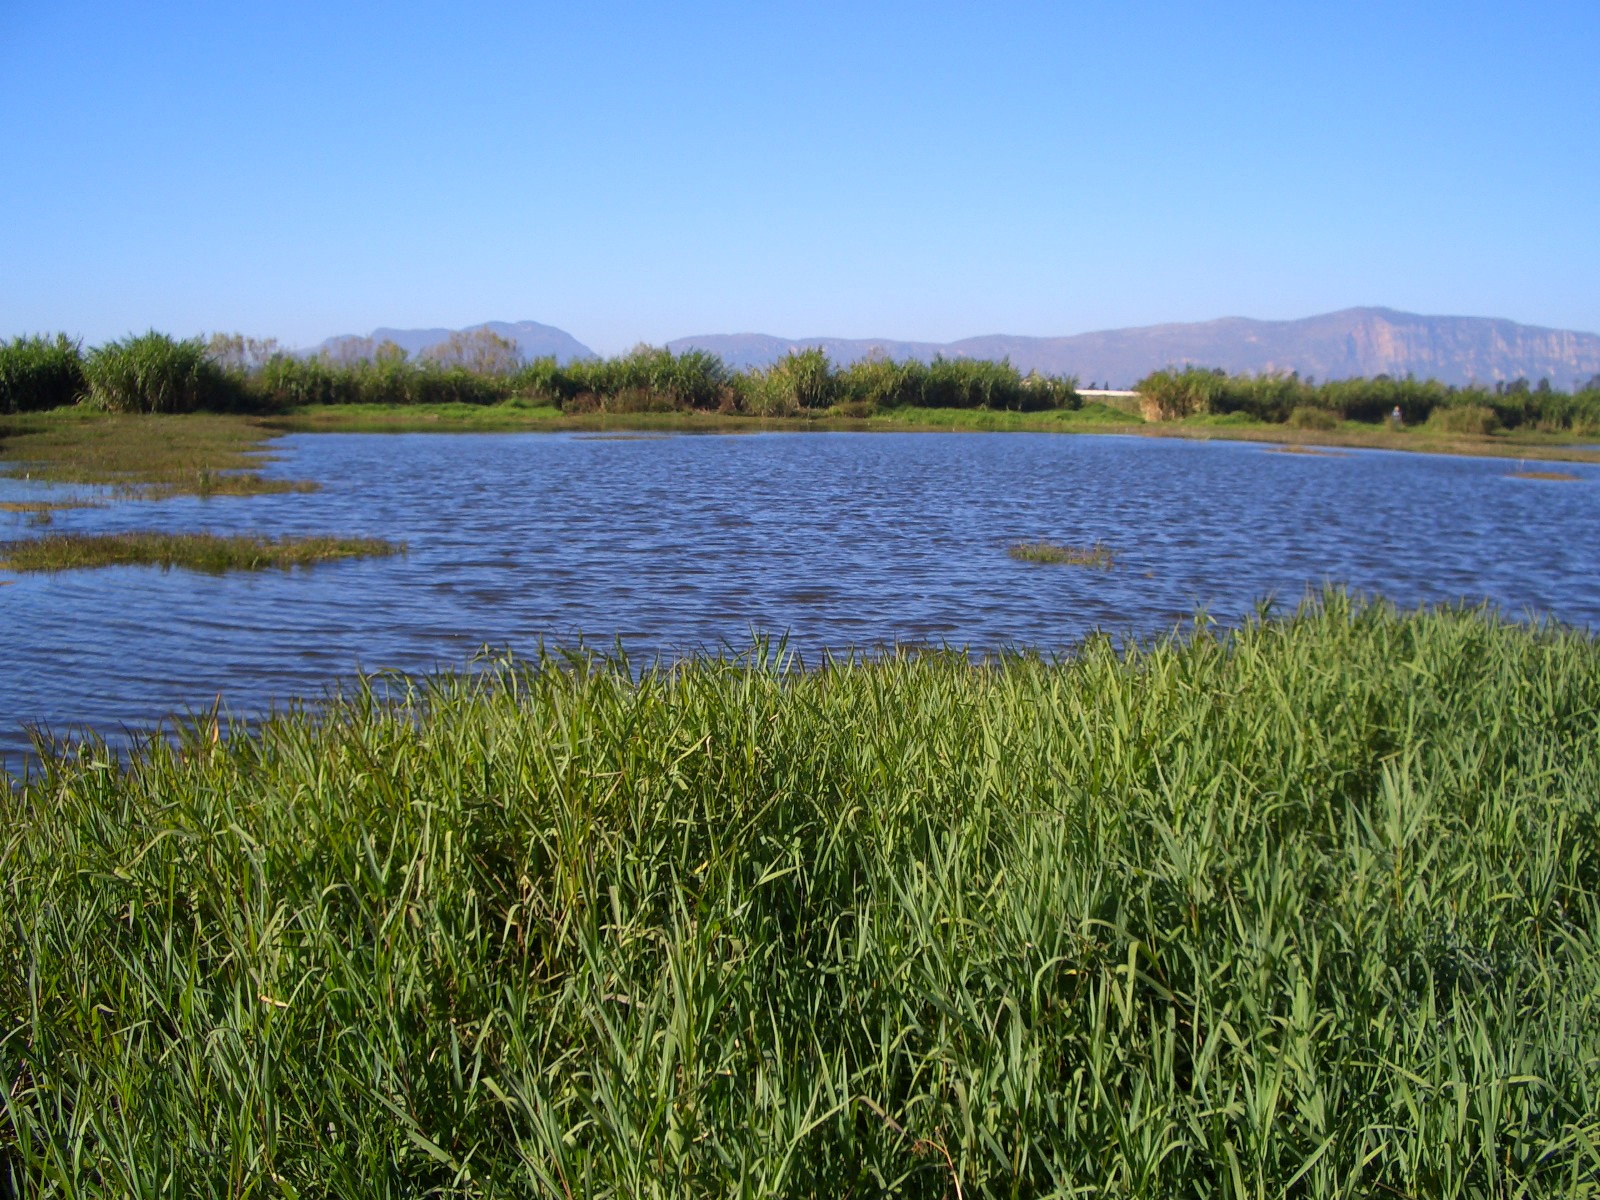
<box><xmin>3</xmin><ymin>328</ymin><xmax>1598</xmax><ymax>431</ymax></box>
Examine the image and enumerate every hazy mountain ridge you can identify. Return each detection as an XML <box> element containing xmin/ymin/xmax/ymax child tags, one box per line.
<box><xmin>669</xmin><ymin>309</ymin><xmax>1600</xmax><ymax>389</ymax></box>
<box><xmin>312</xmin><ymin>320</ymin><xmax>594</xmax><ymax>364</ymax></box>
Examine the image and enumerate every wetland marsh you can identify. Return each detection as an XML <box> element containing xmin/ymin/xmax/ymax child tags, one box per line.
<box><xmin>3</xmin><ymin>415</ymin><xmax>1599</xmax><ymax>1197</ymax></box>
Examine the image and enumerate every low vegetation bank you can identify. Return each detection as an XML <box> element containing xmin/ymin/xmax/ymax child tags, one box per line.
<box><xmin>3</xmin><ymin>592</ymin><xmax>1597</xmax><ymax>1195</ymax></box>
<box><xmin>0</xmin><ymin>410</ymin><xmax>318</xmax><ymax>498</ymax></box>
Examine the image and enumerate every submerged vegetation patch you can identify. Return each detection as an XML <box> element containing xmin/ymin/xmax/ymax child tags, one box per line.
<box><xmin>0</xmin><ymin>499</ymin><xmax>100</xmax><ymax>528</ymax></box>
<box><xmin>1</xmin><ymin>593</ymin><xmax>1597</xmax><ymax>1193</ymax></box>
<box><xmin>1007</xmin><ymin>538</ymin><xmax>1117</xmax><ymax>566</ymax></box>
<box><xmin>0</xmin><ymin>500</ymin><xmax>98</xmax><ymax>513</ymax></box>
<box><xmin>1265</xmin><ymin>444</ymin><xmax>1346</xmax><ymax>457</ymax></box>
<box><xmin>0</xmin><ymin>531</ymin><xmax>402</xmax><ymax>574</ymax></box>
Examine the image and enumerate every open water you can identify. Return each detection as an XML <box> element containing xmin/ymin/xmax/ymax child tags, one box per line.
<box><xmin>3</xmin><ymin>431</ymin><xmax>1597</xmax><ymax>763</ymax></box>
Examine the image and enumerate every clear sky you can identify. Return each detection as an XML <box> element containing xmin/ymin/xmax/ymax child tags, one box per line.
<box><xmin>3</xmin><ymin>1</ymin><xmax>1596</xmax><ymax>354</ymax></box>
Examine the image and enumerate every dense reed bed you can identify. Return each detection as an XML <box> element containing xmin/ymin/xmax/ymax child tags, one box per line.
<box><xmin>0</xmin><ymin>335</ymin><xmax>85</xmax><ymax>415</ymax></box>
<box><xmin>0</xmin><ymin>531</ymin><xmax>401</xmax><ymax>573</ymax></box>
<box><xmin>3</xmin><ymin>593</ymin><xmax>1597</xmax><ymax>1197</ymax></box>
<box><xmin>1</xmin><ymin>334</ymin><xmax>1081</xmax><ymax>419</ymax></box>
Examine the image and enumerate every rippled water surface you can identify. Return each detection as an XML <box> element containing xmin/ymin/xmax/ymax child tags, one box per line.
<box><xmin>3</xmin><ymin>431</ymin><xmax>1597</xmax><ymax>761</ymax></box>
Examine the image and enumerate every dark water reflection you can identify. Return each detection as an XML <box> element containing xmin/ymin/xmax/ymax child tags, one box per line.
<box><xmin>3</xmin><ymin>431</ymin><xmax>1597</xmax><ymax>761</ymax></box>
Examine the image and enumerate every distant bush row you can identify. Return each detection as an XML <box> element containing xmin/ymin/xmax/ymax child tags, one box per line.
<box><xmin>5</xmin><ymin>330</ymin><xmax>1599</xmax><ymax>431</ymax></box>
<box><xmin>1136</xmin><ymin>365</ymin><xmax>1600</xmax><ymax>433</ymax></box>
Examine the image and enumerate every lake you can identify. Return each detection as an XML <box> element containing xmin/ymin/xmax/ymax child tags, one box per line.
<box><xmin>3</xmin><ymin>430</ymin><xmax>1597</xmax><ymax>763</ymax></box>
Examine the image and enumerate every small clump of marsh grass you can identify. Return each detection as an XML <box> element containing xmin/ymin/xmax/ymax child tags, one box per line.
<box><xmin>1007</xmin><ymin>538</ymin><xmax>1116</xmax><ymax>567</ymax></box>
<box><xmin>0</xmin><ymin>531</ymin><xmax>402</xmax><ymax>573</ymax></box>
<box><xmin>1509</xmin><ymin>469</ymin><xmax>1581</xmax><ymax>481</ymax></box>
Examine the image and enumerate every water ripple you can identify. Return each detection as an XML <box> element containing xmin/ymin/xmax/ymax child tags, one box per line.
<box><xmin>3</xmin><ymin>431</ymin><xmax>1597</xmax><ymax>760</ymax></box>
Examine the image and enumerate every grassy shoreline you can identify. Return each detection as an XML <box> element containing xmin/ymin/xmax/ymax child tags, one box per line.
<box><xmin>6</xmin><ymin>406</ymin><xmax>1599</xmax><ymax>473</ymax></box>
<box><xmin>3</xmin><ymin>593</ymin><xmax>1597</xmax><ymax>1195</ymax></box>
<box><xmin>262</xmin><ymin>401</ymin><xmax>1600</xmax><ymax>461</ymax></box>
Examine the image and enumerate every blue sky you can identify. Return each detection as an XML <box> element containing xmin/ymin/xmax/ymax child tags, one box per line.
<box><xmin>2</xmin><ymin>1</ymin><xmax>1596</xmax><ymax>354</ymax></box>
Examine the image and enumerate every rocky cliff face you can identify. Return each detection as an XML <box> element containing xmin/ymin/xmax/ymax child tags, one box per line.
<box><xmin>671</xmin><ymin>309</ymin><xmax>1600</xmax><ymax>388</ymax></box>
<box><xmin>1327</xmin><ymin>310</ymin><xmax>1600</xmax><ymax>385</ymax></box>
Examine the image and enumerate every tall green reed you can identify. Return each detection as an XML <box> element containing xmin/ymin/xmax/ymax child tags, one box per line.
<box><xmin>84</xmin><ymin>332</ymin><xmax>241</xmax><ymax>414</ymax></box>
<box><xmin>0</xmin><ymin>335</ymin><xmax>85</xmax><ymax>414</ymax></box>
<box><xmin>3</xmin><ymin>592</ymin><xmax>1596</xmax><ymax>1196</ymax></box>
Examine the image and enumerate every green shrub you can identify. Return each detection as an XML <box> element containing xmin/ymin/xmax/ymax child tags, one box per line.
<box><xmin>1019</xmin><ymin>369</ymin><xmax>1080</xmax><ymax>410</ymax></box>
<box><xmin>404</xmin><ymin>365</ymin><xmax>505</xmax><ymax>406</ymax></box>
<box><xmin>556</xmin><ymin>346</ymin><xmax>730</xmax><ymax>412</ymax></box>
<box><xmin>748</xmin><ymin>348</ymin><xmax>840</xmax><ymax>414</ymax></box>
<box><xmin>924</xmin><ymin>355</ymin><xmax>1025</xmax><ymax>409</ymax></box>
<box><xmin>1426</xmin><ymin>403</ymin><xmax>1501</xmax><ymax>436</ymax></box>
<box><xmin>0</xmin><ymin>334</ymin><xmax>86</xmax><ymax>413</ymax></box>
<box><xmin>509</xmin><ymin>355</ymin><xmax>580</xmax><ymax>406</ymax></box>
<box><xmin>832</xmin><ymin>356</ymin><xmax>1075</xmax><ymax>412</ymax></box>
<box><xmin>1135</xmin><ymin>366</ymin><xmax>1228</xmax><ymax>419</ymax></box>
<box><xmin>84</xmin><ymin>332</ymin><xmax>238</xmax><ymax>413</ymax></box>
<box><xmin>249</xmin><ymin>356</ymin><xmax>507</xmax><ymax>408</ymax></box>
<box><xmin>1287</xmin><ymin>405</ymin><xmax>1338</xmax><ymax>430</ymax></box>
<box><xmin>838</xmin><ymin>355</ymin><xmax>924</xmax><ymax>408</ymax></box>
<box><xmin>253</xmin><ymin>355</ymin><xmax>357</xmax><ymax>407</ymax></box>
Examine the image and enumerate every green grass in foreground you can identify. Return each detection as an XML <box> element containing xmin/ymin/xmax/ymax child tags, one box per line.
<box><xmin>2</xmin><ymin>592</ymin><xmax>1597</xmax><ymax>1197</ymax></box>
<box><xmin>0</xmin><ymin>411</ymin><xmax>315</xmax><ymax>497</ymax></box>
<box><xmin>1007</xmin><ymin>538</ymin><xmax>1116</xmax><ymax>566</ymax></box>
<box><xmin>0</xmin><ymin>531</ymin><xmax>402</xmax><ymax>573</ymax></box>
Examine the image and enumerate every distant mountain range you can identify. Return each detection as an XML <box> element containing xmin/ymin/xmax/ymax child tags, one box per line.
<box><xmin>316</xmin><ymin>309</ymin><xmax>1600</xmax><ymax>389</ymax></box>
<box><xmin>669</xmin><ymin>309</ymin><xmax>1600</xmax><ymax>389</ymax></box>
<box><xmin>312</xmin><ymin>320</ymin><xmax>595</xmax><ymax>365</ymax></box>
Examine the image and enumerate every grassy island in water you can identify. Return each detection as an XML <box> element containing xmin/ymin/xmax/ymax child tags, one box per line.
<box><xmin>0</xmin><ymin>531</ymin><xmax>402</xmax><ymax>574</ymax></box>
<box><xmin>2</xmin><ymin>593</ymin><xmax>1597</xmax><ymax>1196</ymax></box>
